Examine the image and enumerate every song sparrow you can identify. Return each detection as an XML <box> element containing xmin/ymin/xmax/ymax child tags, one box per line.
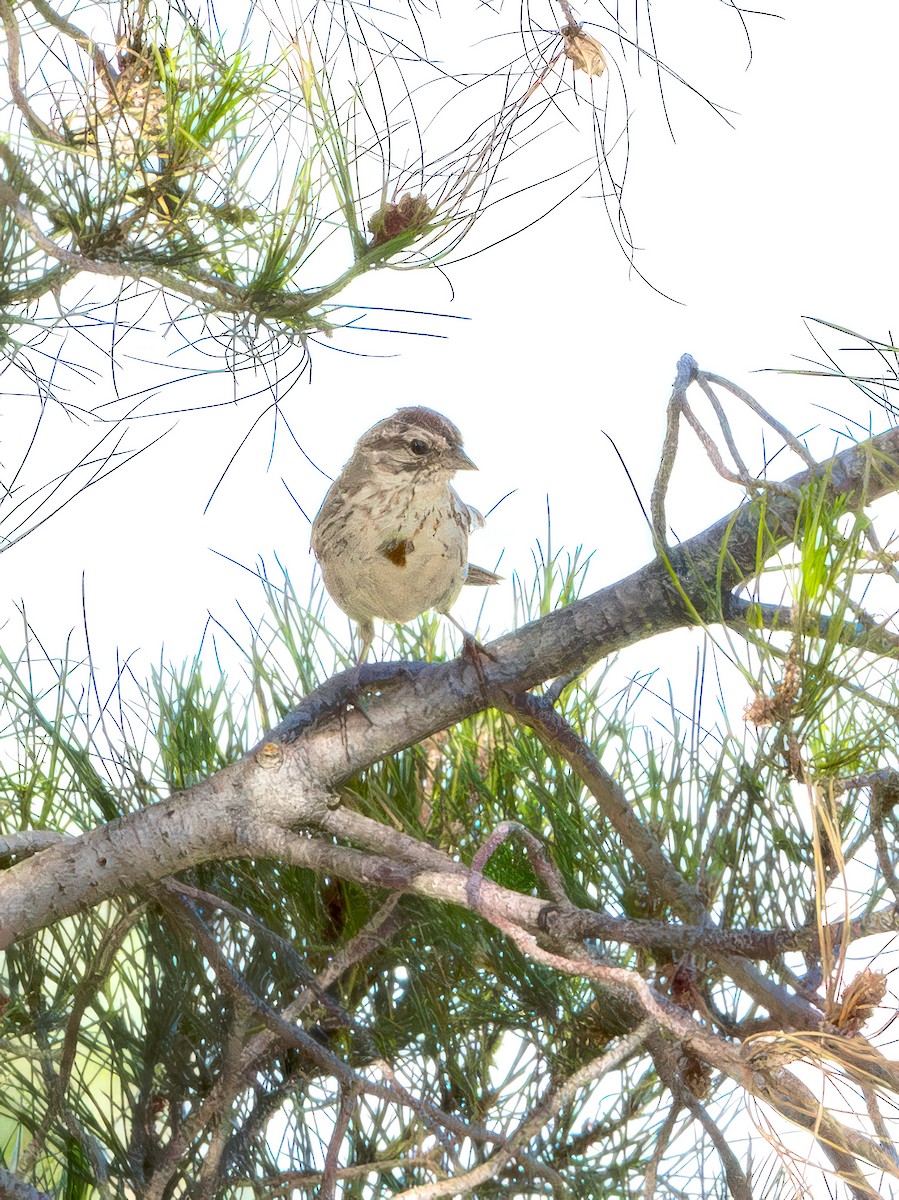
<box><xmin>311</xmin><ymin>406</ymin><xmax>500</xmax><ymax>662</ymax></box>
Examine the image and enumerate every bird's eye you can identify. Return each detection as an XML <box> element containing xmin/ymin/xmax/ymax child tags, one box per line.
<box><xmin>409</xmin><ymin>438</ymin><xmax>429</xmax><ymax>455</ymax></box>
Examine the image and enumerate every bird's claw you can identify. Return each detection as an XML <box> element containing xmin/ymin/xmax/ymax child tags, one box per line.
<box><xmin>459</xmin><ymin>632</ymin><xmax>497</xmax><ymax>697</ymax></box>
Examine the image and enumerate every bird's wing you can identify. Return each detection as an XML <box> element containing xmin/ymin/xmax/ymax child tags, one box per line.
<box><xmin>449</xmin><ymin>486</ymin><xmax>485</xmax><ymax>533</ymax></box>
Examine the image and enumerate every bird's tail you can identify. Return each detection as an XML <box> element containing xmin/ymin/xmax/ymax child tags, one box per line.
<box><xmin>464</xmin><ymin>563</ymin><xmax>502</xmax><ymax>586</ymax></box>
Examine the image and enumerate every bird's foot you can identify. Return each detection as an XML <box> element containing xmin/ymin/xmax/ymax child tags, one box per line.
<box><xmin>441</xmin><ymin>611</ymin><xmax>497</xmax><ymax>671</ymax></box>
<box><xmin>460</xmin><ymin>632</ymin><xmax>497</xmax><ymax>665</ymax></box>
<box><xmin>458</xmin><ymin>632</ymin><xmax>498</xmax><ymax>699</ymax></box>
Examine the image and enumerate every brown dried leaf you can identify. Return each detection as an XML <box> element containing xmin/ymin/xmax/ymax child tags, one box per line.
<box><xmin>743</xmin><ymin>693</ymin><xmax>779</xmax><ymax>727</ymax></box>
<box><xmin>368</xmin><ymin>192</ymin><xmax>434</xmax><ymax>248</ymax></box>
<box><xmin>744</xmin><ymin>638</ymin><xmax>802</xmax><ymax>727</ymax></box>
<box><xmin>827</xmin><ymin>968</ymin><xmax>888</xmax><ymax>1034</ymax></box>
<box><xmin>561</xmin><ymin>24</ymin><xmax>607</xmax><ymax>78</ymax></box>
<box><xmin>679</xmin><ymin>1049</ymin><xmax>712</xmax><ymax>1099</ymax></box>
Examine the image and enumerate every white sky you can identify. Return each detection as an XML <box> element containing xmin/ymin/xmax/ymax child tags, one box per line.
<box><xmin>3</xmin><ymin>0</ymin><xmax>898</xmax><ymax>679</ymax></box>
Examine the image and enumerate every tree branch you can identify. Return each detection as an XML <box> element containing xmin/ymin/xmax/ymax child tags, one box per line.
<box><xmin>649</xmin><ymin>1032</ymin><xmax>752</xmax><ymax>1200</ymax></box>
<box><xmin>725</xmin><ymin>596</ymin><xmax>899</xmax><ymax>657</ymax></box>
<box><xmin>0</xmin><ymin>0</ymin><xmax>63</xmax><ymax>143</ymax></box>
<box><xmin>0</xmin><ymin>1169</ymin><xmax>51</xmax><ymax>1200</ymax></box>
<box><xmin>391</xmin><ymin>1021</ymin><xmax>653</xmax><ymax>1199</ymax></box>
<box><xmin>141</xmin><ymin>895</ymin><xmax>408</xmax><ymax>1200</ymax></box>
<box><xmin>4</xmin><ymin>422</ymin><xmax>899</xmax><ymax>958</ymax></box>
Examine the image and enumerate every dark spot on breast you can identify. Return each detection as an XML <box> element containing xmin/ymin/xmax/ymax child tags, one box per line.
<box><xmin>381</xmin><ymin>539</ymin><xmax>413</xmax><ymax>567</ymax></box>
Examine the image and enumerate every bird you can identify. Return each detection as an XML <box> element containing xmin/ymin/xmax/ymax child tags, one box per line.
<box><xmin>311</xmin><ymin>406</ymin><xmax>500</xmax><ymax>663</ymax></box>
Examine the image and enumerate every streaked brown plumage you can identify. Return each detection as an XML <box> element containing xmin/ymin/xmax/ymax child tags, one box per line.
<box><xmin>311</xmin><ymin>406</ymin><xmax>500</xmax><ymax>662</ymax></box>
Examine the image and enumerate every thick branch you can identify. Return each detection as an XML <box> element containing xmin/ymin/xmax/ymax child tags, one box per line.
<box><xmin>3</xmin><ymin>425</ymin><xmax>899</xmax><ymax>952</ymax></box>
<box><xmin>0</xmin><ymin>1169</ymin><xmax>50</xmax><ymax>1200</ymax></box>
<box><xmin>0</xmin><ymin>750</ymin><xmax>331</xmax><ymax>947</ymax></box>
<box><xmin>284</xmin><ymin>423</ymin><xmax>899</xmax><ymax>791</ymax></box>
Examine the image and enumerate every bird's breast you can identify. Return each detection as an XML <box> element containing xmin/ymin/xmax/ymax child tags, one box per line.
<box><xmin>313</xmin><ymin>474</ymin><xmax>469</xmax><ymax>623</ymax></box>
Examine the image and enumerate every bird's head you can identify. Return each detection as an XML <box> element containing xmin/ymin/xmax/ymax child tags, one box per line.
<box><xmin>349</xmin><ymin>406</ymin><xmax>477</xmax><ymax>480</ymax></box>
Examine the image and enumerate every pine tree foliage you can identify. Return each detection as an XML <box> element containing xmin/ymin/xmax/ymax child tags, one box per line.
<box><xmin>0</xmin><ymin>0</ymin><xmax>704</xmax><ymax>405</ymax></box>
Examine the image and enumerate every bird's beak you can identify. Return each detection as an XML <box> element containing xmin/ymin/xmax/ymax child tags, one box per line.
<box><xmin>447</xmin><ymin>447</ymin><xmax>477</xmax><ymax>471</ymax></box>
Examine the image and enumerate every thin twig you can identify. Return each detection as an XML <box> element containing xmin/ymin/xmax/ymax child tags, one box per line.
<box><xmin>0</xmin><ymin>182</ymin><xmax>259</xmax><ymax>312</ymax></box>
<box><xmin>193</xmin><ymin>1011</ymin><xmax>254</xmax><ymax>1200</ymax></box>
<box><xmin>467</xmin><ymin>820</ymin><xmax>569</xmax><ymax>910</ymax></box>
<box><xmin>650</xmin><ymin>352</ymin><xmax>696</xmax><ymax>544</ymax></box>
<box><xmin>319</xmin><ymin>1084</ymin><xmax>359</xmax><ymax>1200</ymax></box>
<box><xmin>26</xmin><ymin>0</ymin><xmax>118</xmax><ymax>88</ymax></box>
<box><xmin>228</xmin><ymin>1156</ymin><xmax>442</xmax><ymax>1194</ymax></box>
<box><xmin>861</xmin><ymin>523</ymin><xmax>899</xmax><ymax>585</ymax></box>
<box><xmin>0</xmin><ymin>0</ymin><xmax>64</xmax><ymax>143</ymax></box>
<box><xmin>702</xmin><ymin>371</ymin><xmax>818</xmax><ymax>469</ymax></box>
<box><xmin>868</xmin><ymin>779</ymin><xmax>899</xmax><ymax>904</ymax></box>
<box><xmin>392</xmin><ymin>1021</ymin><xmax>653</xmax><ymax>1198</ymax></box>
<box><xmin>508</xmin><ymin>923</ymin><xmax>898</xmax><ymax>1192</ymax></box>
<box><xmin>642</xmin><ymin>1102</ymin><xmax>680</xmax><ymax>1200</ymax></box>
<box><xmin>491</xmin><ymin>690</ymin><xmax>823</xmax><ymax>1031</ymax></box>
<box><xmin>139</xmin><ymin>894</ymin><xmax>476</xmax><ymax>1200</ymax></box>
<box><xmin>696</xmin><ymin>374</ymin><xmax>751</xmax><ymax>479</ymax></box>
<box><xmin>650</xmin><ymin>1033</ymin><xmax>752</xmax><ymax>1200</ymax></box>
<box><xmin>494</xmin><ymin>689</ymin><xmax>706</xmax><ymax>920</ymax></box>
<box><xmin>726</xmin><ymin>595</ymin><xmax>899</xmax><ymax>657</ymax></box>
<box><xmin>863</xmin><ymin>1087</ymin><xmax>899</xmax><ymax>1169</ymax></box>
<box><xmin>650</xmin><ymin>356</ymin><xmax>813</xmax><ymax>551</ymax></box>
<box><xmin>678</xmin><ymin>392</ymin><xmax>802</xmax><ymax>501</ymax></box>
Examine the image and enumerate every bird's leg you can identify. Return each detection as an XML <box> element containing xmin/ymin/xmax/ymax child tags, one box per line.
<box><xmin>355</xmin><ymin>620</ymin><xmax>375</xmax><ymax>667</ymax></box>
<box><xmin>443</xmin><ymin>612</ymin><xmax>496</xmax><ymax>663</ymax></box>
